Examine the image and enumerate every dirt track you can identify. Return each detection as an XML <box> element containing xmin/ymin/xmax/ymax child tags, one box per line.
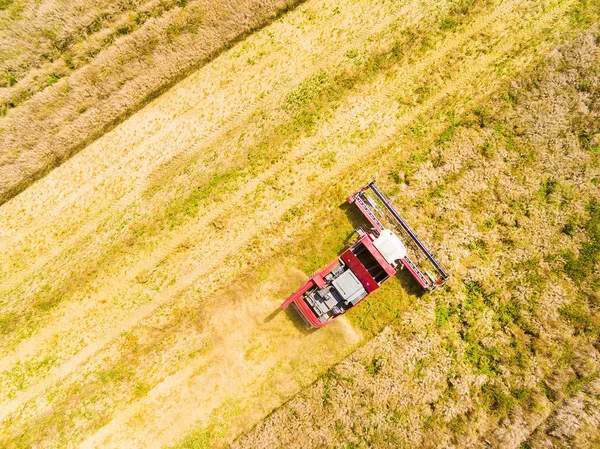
<box><xmin>0</xmin><ymin>0</ymin><xmax>590</xmax><ymax>446</ymax></box>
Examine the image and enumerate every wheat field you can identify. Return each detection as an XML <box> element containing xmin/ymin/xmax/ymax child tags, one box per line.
<box><xmin>0</xmin><ymin>0</ymin><xmax>299</xmax><ymax>205</ymax></box>
<box><xmin>0</xmin><ymin>0</ymin><xmax>599</xmax><ymax>447</ymax></box>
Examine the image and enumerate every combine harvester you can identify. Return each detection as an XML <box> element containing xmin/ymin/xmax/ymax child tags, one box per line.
<box><xmin>281</xmin><ymin>181</ymin><xmax>448</xmax><ymax>328</ymax></box>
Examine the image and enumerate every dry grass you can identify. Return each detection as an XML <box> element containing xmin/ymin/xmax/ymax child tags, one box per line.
<box><xmin>232</xmin><ymin>27</ymin><xmax>600</xmax><ymax>449</ymax></box>
<box><xmin>0</xmin><ymin>0</ymin><xmax>300</xmax><ymax>205</ymax></box>
<box><xmin>0</xmin><ymin>0</ymin><xmax>598</xmax><ymax>447</ymax></box>
<box><xmin>525</xmin><ymin>376</ymin><xmax>600</xmax><ymax>448</ymax></box>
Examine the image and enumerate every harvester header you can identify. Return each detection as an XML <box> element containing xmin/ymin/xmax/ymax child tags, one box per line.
<box><xmin>281</xmin><ymin>181</ymin><xmax>447</xmax><ymax>328</ymax></box>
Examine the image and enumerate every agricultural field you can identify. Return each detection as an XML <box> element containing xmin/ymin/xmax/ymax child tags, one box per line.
<box><xmin>0</xmin><ymin>0</ymin><xmax>599</xmax><ymax>448</ymax></box>
<box><xmin>0</xmin><ymin>0</ymin><xmax>298</xmax><ymax>204</ymax></box>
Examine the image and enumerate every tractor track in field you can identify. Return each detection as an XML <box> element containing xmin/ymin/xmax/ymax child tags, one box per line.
<box><xmin>0</xmin><ymin>0</ymin><xmax>584</xmax><ymax>446</ymax></box>
<box><xmin>0</xmin><ymin>0</ymin><xmax>430</xmax><ymax>417</ymax></box>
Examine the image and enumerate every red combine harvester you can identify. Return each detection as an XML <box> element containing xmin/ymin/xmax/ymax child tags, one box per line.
<box><xmin>281</xmin><ymin>181</ymin><xmax>448</xmax><ymax>328</ymax></box>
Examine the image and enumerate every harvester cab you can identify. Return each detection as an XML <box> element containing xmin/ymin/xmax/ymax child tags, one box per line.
<box><xmin>281</xmin><ymin>181</ymin><xmax>447</xmax><ymax>328</ymax></box>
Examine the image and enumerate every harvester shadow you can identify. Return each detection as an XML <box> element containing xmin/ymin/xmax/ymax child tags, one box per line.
<box><xmin>395</xmin><ymin>265</ymin><xmax>427</xmax><ymax>298</ymax></box>
<box><xmin>340</xmin><ymin>202</ymin><xmax>368</xmax><ymax>241</ymax></box>
<box><xmin>284</xmin><ymin>307</ymin><xmax>317</xmax><ymax>335</ymax></box>
<box><xmin>263</xmin><ymin>308</ymin><xmax>282</xmax><ymax>323</ymax></box>
<box><xmin>263</xmin><ymin>306</ymin><xmax>316</xmax><ymax>335</ymax></box>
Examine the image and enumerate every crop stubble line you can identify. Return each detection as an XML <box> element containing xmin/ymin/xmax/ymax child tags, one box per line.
<box><xmin>0</xmin><ymin>91</ymin><xmax>279</xmax><ymax>288</ymax></box>
<box><xmin>0</xmin><ymin>0</ymin><xmax>570</xmax><ymax>428</ymax></box>
<box><xmin>0</xmin><ymin>111</ymin><xmax>259</xmax><ymax>291</ymax></box>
